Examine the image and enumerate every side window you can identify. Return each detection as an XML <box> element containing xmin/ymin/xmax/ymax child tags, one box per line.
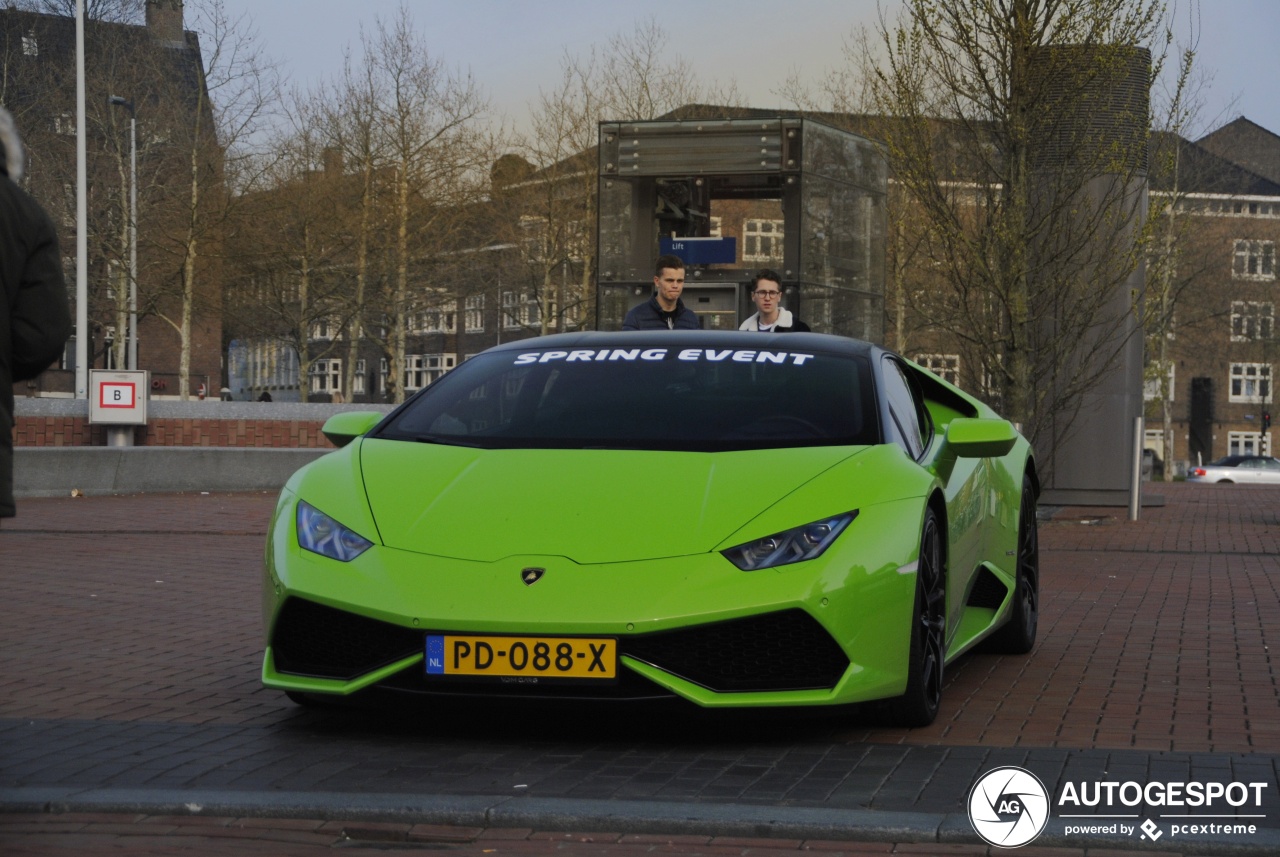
<box><xmin>881</xmin><ymin>356</ymin><xmax>931</xmax><ymax>459</ymax></box>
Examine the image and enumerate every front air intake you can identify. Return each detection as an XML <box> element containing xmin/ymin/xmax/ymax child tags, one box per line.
<box><xmin>271</xmin><ymin>597</ymin><xmax>421</xmax><ymax>681</ymax></box>
<box><xmin>623</xmin><ymin>609</ymin><xmax>848</xmax><ymax>692</ymax></box>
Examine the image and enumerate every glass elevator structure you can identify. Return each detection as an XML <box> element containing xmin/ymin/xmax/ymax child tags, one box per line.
<box><xmin>596</xmin><ymin>117</ymin><xmax>887</xmax><ymax>340</ymax></box>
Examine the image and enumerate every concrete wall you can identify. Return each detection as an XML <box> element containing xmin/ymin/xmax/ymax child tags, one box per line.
<box><xmin>13</xmin><ymin>447</ymin><xmax>330</xmax><ymax>497</ymax></box>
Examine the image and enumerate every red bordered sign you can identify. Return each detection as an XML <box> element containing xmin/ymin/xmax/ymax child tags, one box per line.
<box><xmin>99</xmin><ymin>382</ymin><xmax>137</xmax><ymax>409</ymax></box>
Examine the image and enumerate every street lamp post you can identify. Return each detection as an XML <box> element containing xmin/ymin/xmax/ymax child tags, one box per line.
<box><xmin>108</xmin><ymin>95</ymin><xmax>137</xmax><ymax>370</ymax></box>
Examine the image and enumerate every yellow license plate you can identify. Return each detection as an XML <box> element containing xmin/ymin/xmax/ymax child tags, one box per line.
<box><xmin>425</xmin><ymin>634</ymin><xmax>616</xmax><ymax>679</ymax></box>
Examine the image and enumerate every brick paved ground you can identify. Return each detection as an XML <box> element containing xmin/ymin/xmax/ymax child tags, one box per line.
<box><xmin>1</xmin><ymin>483</ymin><xmax>1277</xmax><ymax>856</ymax></box>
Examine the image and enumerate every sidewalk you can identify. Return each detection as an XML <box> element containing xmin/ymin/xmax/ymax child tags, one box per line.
<box><xmin>2</xmin><ymin>483</ymin><xmax>1278</xmax><ymax>855</ymax></box>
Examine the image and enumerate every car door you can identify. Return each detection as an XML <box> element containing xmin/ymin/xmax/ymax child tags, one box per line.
<box><xmin>881</xmin><ymin>356</ymin><xmax>983</xmax><ymax>639</ymax></box>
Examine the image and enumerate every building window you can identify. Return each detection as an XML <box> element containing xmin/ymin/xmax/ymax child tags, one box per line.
<box><xmin>502</xmin><ymin>291</ymin><xmax>539</xmax><ymax>329</ymax></box>
<box><xmin>1227</xmin><ymin>431</ymin><xmax>1271</xmax><ymax>457</ymax></box>
<box><xmin>915</xmin><ymin>353</ymin><xmax>959</xmax><ymax>386</ymax></box>
<box><xmin>708</xmin><ymin>216</ymin><xmax>723</xmax><ymax>238</ymax></box>
<box><xmin>1144</xmin><ymin>428</ymin><xmax>1167</xmax><ymax>461</ymax></box>
<box><xmin>465</xmin><ymin>294</ymin><xmax>485</xmax><ymax>333</ymax></box>
<box><xmin>502</xmin><ymin>291</ymin><xmax>519</xmax><ymax>329</ymax></box>
<box><xmin>1230</xmin><ymin>301</ymin><xmax>1274</xmax><ymax>341</ymax></box>
<box><xmin>524</xmin><ymin>294</ymin><xmax>541</xmax><ymax>327</ymax></box>
<box><xmin>743</xmin><ymin>219</ymin><xmax>784</xmax><ymax>263</ymax></box>
<box><xmin>54</xmin><ymin>112</ymin><xmax>74</xmax><ymax>136</ymax></box>
<box><xmin>248</xmin><ymin>340</ymin><xmax>297</xmax><ymax>390</ymax></box>
<box><xmin>412</xmin><ymin>303</ymin><xmax>456</xmax><ymax>334</ymax></box>
<box><xmin>561</xmin><ymin>290</ymin><xmax>582</xmax><ymax>328</ymax></box>
<box><xmin>310</xmin><ymin>358</ymin><xmax>342</xmax><ymax>393</ymax></box>
<box><xmin>379</xmin><ymin>358</ymin><xmax>388</xmax><ymax>393</ymax></box>
<box><xmin>1232</xmin><ymin>239</ymin><xmax>1275</xmax><ymax>280</ymax></box>
<box><xmin>22</xmin><ymin>35</ymin><xmax>37</xmax><ymax>57</ymax></box>
<box><xmin>353</xmin><ymin>359</ymin><xmax>366</xmax><ymax>394</ymax></box>
<box><xmin>309</xmin><ymin>317</ymin><xmax>338</xmax><ymax>341</ymax></box>
<box><xmin>1144</xmin><ymin>362</ymin><xmax>1176</xmax><ymax>402</ymax></box>
<box><xmin>404</xmin><ymin>353</ymin><xmax>456</xmax><ymax>391</ymax></box>
<box><xmin>1228</xmin><ymin>363</ymin><xmax>1271</xmax><ymax>403</ymax></box>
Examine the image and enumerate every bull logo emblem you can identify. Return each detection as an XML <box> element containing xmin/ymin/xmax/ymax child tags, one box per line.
<box><xmin>521</xmin><ymin>567</ymin><xmax>545</xmax><ymax>586</ymax></box>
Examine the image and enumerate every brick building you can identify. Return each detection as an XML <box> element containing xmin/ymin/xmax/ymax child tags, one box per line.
<box><xmin>1</xmin><ymin>0</ymin><xmax>223</xmax><ymax>401</ymax></box>
<box><xmin>1140</xmin><ymin>118</ymin><xmax>1280</xmax><ymax>470</ymax></box>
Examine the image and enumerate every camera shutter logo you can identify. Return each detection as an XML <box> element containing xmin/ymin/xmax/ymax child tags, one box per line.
<box><xmin>968</xmin><ymin>766</ymin><xmax>1050</xmax><ymax>848</ymax></box>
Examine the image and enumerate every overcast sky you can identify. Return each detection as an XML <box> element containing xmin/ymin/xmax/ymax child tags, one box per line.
<box><xmin>220</xmin><ymin>0</ymin><xmax>1280</xmax><ymax>143</ymax></box>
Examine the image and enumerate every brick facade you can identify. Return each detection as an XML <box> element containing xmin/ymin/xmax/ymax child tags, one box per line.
<box><xmin>13</xmin><ymin>416</ymin><xmax>330</xmax><ymax>448</ymax></box>
<box><xmin>11</xmin><ymin>400</ymin><xmax>393</xmax><ymax>450</ymax></box>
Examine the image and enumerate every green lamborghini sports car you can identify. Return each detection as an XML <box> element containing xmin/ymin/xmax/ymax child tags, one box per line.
<box><xmin>262</xmin><ymin>331</ymin><xmax>1039</xmax><ymax>726</ymax></box>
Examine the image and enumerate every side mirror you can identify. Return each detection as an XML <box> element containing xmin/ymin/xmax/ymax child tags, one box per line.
<box><xmin>946</xmin><ymin>417</ymin><xmax>1018</xmax><ymax>459</ymax></box>
<box><xmin>322</xmin><ymin>411</ymin><xmax>383</xmax><ymax>448</ymax></box>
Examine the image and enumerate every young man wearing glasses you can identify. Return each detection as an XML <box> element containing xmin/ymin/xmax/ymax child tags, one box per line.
<box><xmin>739</xmin><ymin>269</ymin><xmax>809</xmax><ymax>333</ymax></box>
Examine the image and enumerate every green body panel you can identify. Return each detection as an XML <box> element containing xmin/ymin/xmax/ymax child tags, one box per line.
<box><xmin>945</xmin><ymin>417</ymin><xmax>1019</xmax><ymax>459</ymax></box>
<box><xmin>320</xmin><ymin>411</ymin><xmax>384</xmax><ymax>447</ymax></box>
<box><xmin>264</xmin><ymin>352</ymin><xmax>1036</xmax><ymax>710</ymax></box>
<box><xmin>262</xmin><ymin>480</ymin><xmax>930</xmax><ymax>704</ymax></box>
<box><xmin>358</xmin><ymin>440</ymin><xmax>865</xmax><ymax>563</ymax></box>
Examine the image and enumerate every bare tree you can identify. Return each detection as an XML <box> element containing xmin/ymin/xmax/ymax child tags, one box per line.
<box><xmin>145</xmin><ymin>0</ymin><xmax>280</xmax><ymax>398</ymax></box>
<box><xmin>1141</xmin><ymin>41</ymin><xmax>1250</xmax><ymax>478</ymax></box>
<box><xmin>837</xmin><ymin>0</ymin><xmax>1192</xmax><ymax>455</ymax></box>
<box><xmin>4</xmin><ymin>5</ymin><xmax>166</xmax><ymax>372</ymax></box>
<box><xmin>365</xmin><ymin>6</ymin><xmax>490</xmax><ymax>404</ymax></box>
<box><xmin>323</xmin><ymin>46</ymin><xmax>389</xmax><ymax>401</ymax></box>
<box><xmin>227</xmin><ymin>90</ymin><xmax>356</xmax><ymax>400</ymax></box>
<box><xmin>511</xmin><ymin>17</ymin><xmax>741</xmax><ymax>335</ymax></box>
<box><xmin>12</xmin><ymin>0</ymin><xmax>144</xmax><ymax>24</ymax></box>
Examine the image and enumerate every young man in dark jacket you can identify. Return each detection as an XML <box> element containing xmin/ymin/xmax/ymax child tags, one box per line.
<box><xmin>622</xmin><ymin>254</ymin><xmax>700</xmax><ymax>330</ymax></box>
<box><xmin>1</xmin><ymin>107</ymin><xmax>73</xmax><ymax>520</ymax></box>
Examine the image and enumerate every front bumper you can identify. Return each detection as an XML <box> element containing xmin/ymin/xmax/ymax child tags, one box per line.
<box><xmin>262</xmin><ymin>492</ymin><xmax>924</xmax><ymax>708</ymax></box>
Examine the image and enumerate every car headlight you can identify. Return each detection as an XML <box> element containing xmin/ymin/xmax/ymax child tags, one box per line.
<box><xmin>296</xmin><ymin>500</ymin><xmax>373</xmax><ymax>561</ymax></box>
<box><xmin>721</xmin><ymin>511</ymin><xmax>857</xmax><ymax>571</ymax></box>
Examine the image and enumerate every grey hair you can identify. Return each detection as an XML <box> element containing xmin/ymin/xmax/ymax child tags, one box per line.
<box><xmin>0</xmin><ymin>106</ymin><xmax>24</xmax><ymax>183</ymax></box>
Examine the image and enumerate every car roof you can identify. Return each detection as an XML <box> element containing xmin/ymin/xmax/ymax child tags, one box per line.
<box><xmin>1209</xmin><ymin>455</ymin><xmax>1277</xmax><ymax>466</ymax></box>
<box><xmin>482</xmin><ymin>330</ymin><xmax>883</xmax><ymax>359</ymax></box>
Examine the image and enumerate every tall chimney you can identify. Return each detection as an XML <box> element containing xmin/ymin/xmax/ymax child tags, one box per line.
<box><xmin>145</xmin><ymin>0</ymin><xmax>185</xmax><ymax>46</ymax></box>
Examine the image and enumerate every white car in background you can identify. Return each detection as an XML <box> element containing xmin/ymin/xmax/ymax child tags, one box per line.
<box><xmin>1186</xmin><ymin>455</ymin><xmax>1280</xmax><ymax>484</ymax></box>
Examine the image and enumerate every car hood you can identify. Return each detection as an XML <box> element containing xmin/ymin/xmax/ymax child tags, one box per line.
<box><xmin>357</xmin><ymin>438</ymin><xmax>868</xmax><ymax>564</ymax></box>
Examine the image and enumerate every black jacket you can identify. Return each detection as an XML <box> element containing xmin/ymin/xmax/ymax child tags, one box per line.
<box><xmin>622</xmin><ymin>295</ymin><xmax>700</xmax><ymax>330</ymax></box>
<box><xmin>2</xmin><ymin>114</ymin><xmax>73</xmax><ymax>517</ymax></box>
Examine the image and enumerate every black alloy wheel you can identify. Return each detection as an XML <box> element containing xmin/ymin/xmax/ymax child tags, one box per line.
<box><xmin>883</xmin><ymin>505</ymin><xmax>946</xmax><ymax>727</ymax></box>
<box><xmin>984</xmin><ymin>474</ymin><xmax>1039</xmax><ymax>654</ymax></box>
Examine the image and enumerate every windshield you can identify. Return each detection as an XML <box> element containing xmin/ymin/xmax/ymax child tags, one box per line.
<box><xmin>376</xmin><ymin>345</ymin><xmax>879</xmax><ymax>451</ymax></box>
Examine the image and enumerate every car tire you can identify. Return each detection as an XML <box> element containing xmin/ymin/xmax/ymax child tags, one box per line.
<box><xmin>984</xmin><ymin>475</ymin><xmax>1039</xmax><ymax>655</ymax></box>
<box><xmin>882</xmin><ymin>506</ymin><xmax>945</xmax><ymax>728</ymax></box>
<box><xmin>285</xmin><ymin>691</ymin><xmax>320</xmax><ymax>707</ymax></box>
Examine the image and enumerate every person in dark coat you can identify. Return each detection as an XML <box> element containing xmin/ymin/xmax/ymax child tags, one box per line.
<box><xmin>622</xmin><ymin>254</ymin><xmax>700</xmax><ymax>330</ymax></box>
<box><xmin>1</xmin><ymin>107</ymin><xmax>73</xmax><ymax>520</ymax></box>
<box><xmin>739</xmin><ymin>269</ymin><xmax>810</xmax><ymax>333</ymax></box>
